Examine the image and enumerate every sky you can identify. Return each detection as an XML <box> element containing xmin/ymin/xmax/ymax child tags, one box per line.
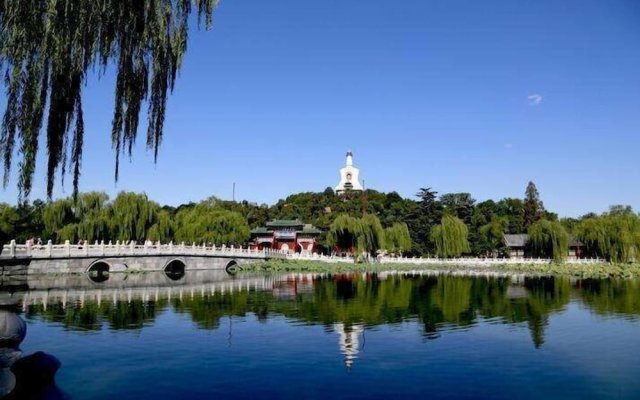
<box><xmin>1</xmin><ymin>0</ymin><xmax>639</xmax><ymax>217</ymax></box>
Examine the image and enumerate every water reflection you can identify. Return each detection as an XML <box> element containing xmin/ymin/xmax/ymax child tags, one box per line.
<box><xmin>7</xmin><ymin>271</ymin><xmax>640</xmax><ymax>367</ymax></box>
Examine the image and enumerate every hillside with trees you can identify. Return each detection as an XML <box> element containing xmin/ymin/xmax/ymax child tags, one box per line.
<box><xmin>1</xmin><ymin>182</ymin><xmax>638</xmax><ymax>262</ymax></box>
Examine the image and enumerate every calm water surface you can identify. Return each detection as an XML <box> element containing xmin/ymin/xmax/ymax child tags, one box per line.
<box><xmin>4</xmin><ymin>271</ymin><xmax>640</xmax><ymax>399</ymax></box>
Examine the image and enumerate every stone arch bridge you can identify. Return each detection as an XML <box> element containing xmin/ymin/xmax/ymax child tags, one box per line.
<box><xmin>0</xmin><ymin>240</ymin><xmax>284</xmax><ymax>276</ymax></box>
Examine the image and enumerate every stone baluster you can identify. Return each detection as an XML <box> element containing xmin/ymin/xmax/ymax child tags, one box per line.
<box><xmin>100</xmin><ymin>240</ymin><xmax>105</xmax><ymax>256</ymax></box>
<box><xmin>84</xmin><ymin>240</ymin><xmax>89</xmax><ymax>256</ymax></box>
<box><xmin>116</xmin><ymin>240</ymin><xmax>120</xmax><ymax>255</ymax></box>
<box><xmin>8</xmin><ymin>240</ymin><xmax>16</xmax><ymax>258</ymax></box>
<box><xmin>65</xmin><ymin>240</ymin><xmax>71</xmax><ymax>257</ymax></box>
<box><xmin>47</xmin><ymin>240</ymin><xmax>52</xmax><ymax>257</ymax></box>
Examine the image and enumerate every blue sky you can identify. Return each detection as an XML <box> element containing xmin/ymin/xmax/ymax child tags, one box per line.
<box><xmin>1</xmin><ymin>0</ymin><xmax>639</xmax><ymax>217</ymax></box>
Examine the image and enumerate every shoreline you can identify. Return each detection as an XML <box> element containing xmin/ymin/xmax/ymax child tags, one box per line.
<box><xmin>241</xmin><ymin>259</ymin><xmax>640</xmax><ymax>280</ymax></box>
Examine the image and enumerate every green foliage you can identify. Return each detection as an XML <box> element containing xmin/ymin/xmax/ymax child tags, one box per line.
<box><xmin>0</xmin><ymin>0</ymin><xmax>218</xmax><ymax>199</ymax></box>
<box><xmin>327</xmin><ymin>214</ymin><xmax>363</xmax><ymax>253</ymax></box>
<box><xmin>147</xmin><ymin>210</ymin><xmax>173</xmax><ymax>243</ymax></box>
<box><xmin>358</xmin><ymin>214</ymin><xmax>386</xmax><ymax>255</ymax></box>
<box><xmin>524</xmin><ymin>181</ymin><xmax>544</xmax><ymax>229</ymax></box>
<box><xmin>478</xmin><ymin>216</ymin><xmax>508</xmax><ymax>256</ymax></box>
<box><xmin>109</xmin><ymin>192</ymin><xmax>159</xmax><ymax>242</ymax></box>
<box><xmin>411</xmin><ymin>188</ymin><xmax>443</xmax><ymax>254</ymax></box>
<box><xmin>42</xmin><ymin>192</ymin><xmax>110</xmax><ymax>242</ymax></box>
<box><xmin>440</xmin><ymin>193</ymin><xmax>475</xmax><ymax>225</ymax></box>
<box><xmin>327</xmin><ymin>213</ymin><xmax>386</xmax><ymax>256</ymax></box>
<box><xmin>430</xmin><ymin>215</ymin><xmax>470</xmax><ymax>258</ymax></box>
<box><xmin>496</xmin><ymin>198</ymin><xmax>526</xmax><ymax>234</ymax></box>
<box><xmin>575</xmin><ymin>207</ymin><xmax>640</xmax><ymax>263</ymax></box>
<box><xmin>1</xmin><ymin>187</ymin><xmax>637</xmax><ymax>264</ymax></box>
<box><xmin>385</xmin><ymin>222</ymin><xmax>412</xmax><ymax>255</ymax></box>
<box><xmin>0</xmin><ymin>203</ymin><xmax>19</xmax><ymax>243</ymax></box>
<box><xmin>528</xmin><ymin>220</ymin><xmax>569</xmax><ymax>262</ymax></box>
<box><xmin>173</xmin><ymin>201</ymin><xmax>249</xmax><ymax>245</ymax></box>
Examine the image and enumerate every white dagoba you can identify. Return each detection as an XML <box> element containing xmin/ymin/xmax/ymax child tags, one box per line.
<box><xmin>335</xmin><ymin>151</ymin><xmax>363</xmax><ymax>194</ymax></box>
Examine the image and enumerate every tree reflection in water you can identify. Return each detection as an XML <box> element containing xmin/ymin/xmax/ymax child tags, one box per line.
<box><xmin>23</xmin><ymin>273</ymin><xmax>640</xmax><ymax>350</ymax></box>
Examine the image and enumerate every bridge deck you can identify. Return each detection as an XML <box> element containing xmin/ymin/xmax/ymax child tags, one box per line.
<box><xmin>1</xmin><ymin>241</ymin><xmax>283</xmax><ymax>261</ymax></box>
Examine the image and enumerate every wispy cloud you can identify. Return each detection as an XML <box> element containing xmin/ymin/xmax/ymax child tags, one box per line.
<box><xmin>528</xmin><ymin>94</ymin><xmax>542</xmax><ymax>105</ymax></box>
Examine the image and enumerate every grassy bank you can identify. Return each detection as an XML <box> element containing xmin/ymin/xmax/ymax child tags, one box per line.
<box><xmin>240</xmin><ymin>260</ymin><xmax>640</xmax><ymax>279</ymax></box>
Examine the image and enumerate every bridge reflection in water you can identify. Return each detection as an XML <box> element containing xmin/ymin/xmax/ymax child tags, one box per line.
<box><xmin>4</xmin><ymin>267</ymin><xmax>640</xmax><ymax>376</ymax></box>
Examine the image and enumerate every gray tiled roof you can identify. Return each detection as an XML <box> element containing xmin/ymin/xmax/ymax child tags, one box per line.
<box><xmin>266</xmin><ymin>219</ymin><xmax>304</xmax><ymax>228</ymax></box>
<box><xmin>504</xmin><ymin>234</ymin><xmax>529</xmax><ymax>247</ymax></box>
<box><xmin>504</xmin><ymin>234</ymin><xmax>584</xmax><ymax>248</ymax></box>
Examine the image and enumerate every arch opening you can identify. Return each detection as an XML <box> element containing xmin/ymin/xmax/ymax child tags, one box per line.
<box><xmin>164</xmin><ymin>259</ymin><xmax>186</xmax><ymax>281</ymax></box>
<box><xmin>87</xmin><ymin>261</ymin><xmax>110</xmax><ymax>283</ymax></box>
<box><xmin>225</xmin><ymin>260</ymin><xmax>239</xmax><ymax>275</ymax></box>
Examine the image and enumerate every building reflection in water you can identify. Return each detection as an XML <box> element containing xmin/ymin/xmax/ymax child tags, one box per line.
<box><xmin>334</xmin><ymin>323</ymin><xmax>364</xmax><ymax>370</ymax></box>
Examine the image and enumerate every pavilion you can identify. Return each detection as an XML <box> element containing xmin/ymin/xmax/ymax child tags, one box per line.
<box><xmin>249</xmin><ymin>220</ymin><xmax>321</xmax><ymax>254</ymax></box>
<box><xmin>503</xmin><ymin>234</ymin><xmax>584</xmax><ymax>259</ymax></box>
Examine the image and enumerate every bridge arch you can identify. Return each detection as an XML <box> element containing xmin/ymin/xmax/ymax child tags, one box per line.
<box><xmin>225</xmin><ymin>260</ymin><xmax>239</xmax><ymax>274</ymax></box>
<box><xmin>86</xmin><ymin>260</ymin><xmax>111</xmax><ymax>283</ymax></box>
<box><xmin>164</xmin><ymin>259</ymin><xmax>186</xmax><ymax>281</ymax></box>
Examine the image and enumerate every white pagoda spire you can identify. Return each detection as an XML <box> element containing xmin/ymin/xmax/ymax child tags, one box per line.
<box><xmin>335</xmin><ymin>151</ymin><xmax>363</xmax><ymax>194</ymax></box>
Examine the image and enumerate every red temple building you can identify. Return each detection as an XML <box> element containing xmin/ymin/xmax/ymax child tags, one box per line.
<box><xmin>250</xmin><ymin>220</ymin><xmax>322</xmax><ymax>254</ymax></box>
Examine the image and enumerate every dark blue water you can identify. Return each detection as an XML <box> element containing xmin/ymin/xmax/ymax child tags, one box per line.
<box><xmin>5</xmin><ymin>272</ymin><xmax>640</xmax><ymax>399</ymax></box>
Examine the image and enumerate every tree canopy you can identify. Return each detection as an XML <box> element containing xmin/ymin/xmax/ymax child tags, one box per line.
<box><xmin>0</xmin><ymin>0</ymin><xmax>218</xmax><ymax>199</ymax></box>
<box><xmin>528</xmin><ymin>219</ymin><xmax>569</xmax><ymax>262</ymax></box>
<box><xmin>575</xmin><ymin>207</ymin><xmax>640</xmax><ymax>263</ymax></box>
<box><xmin>524</xmin><ymin>181</ymin><xmax>544</xmax><ymax>229</ymax></box>
<box><xmin>2</xmin><ymin>183</ymin><xmax>638</xmax><ymax>264</ymax></box>
<box><xmin>430</xmin><ymin>215</ymin><xmax>470</xmax><ymax>258</ymax></box>
<box><xmin>384</xmin><ymin>222</ymin><xmax>412</xmax><ymax>255</ymax></box>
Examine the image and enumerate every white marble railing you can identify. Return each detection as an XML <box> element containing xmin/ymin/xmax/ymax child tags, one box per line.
<box><xmin>1</xmin><ymin>239</ymin><xmax>608</xmax><ymax>265</ymax></box>
<box><xmin>0</xmin><ymin>240</ymin><xmax>287</xmax><ymax>260</ymax></box>
<box><xmin>377</xmin><ymin>255</ymin><xmax>607</xmax><ymax>266</ymax></box>
<box><xmin>282</xmin><ymin>253</ymin><xmax>607</xmax><ymax>266</ymax></box>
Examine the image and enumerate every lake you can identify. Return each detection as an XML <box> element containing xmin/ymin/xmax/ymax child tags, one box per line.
<box><xmin>2</xmin><ymin>270</ymin><xmax>640</xmax><ymax>399</ymax></box>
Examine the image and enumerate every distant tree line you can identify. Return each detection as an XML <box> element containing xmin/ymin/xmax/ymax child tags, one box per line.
<box><xmin>1</xmin><ymin>182</ymin><xmax>639</xmax><ymax>262</ymax></box>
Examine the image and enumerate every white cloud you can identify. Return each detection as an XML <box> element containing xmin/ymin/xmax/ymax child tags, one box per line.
<box><xmin>528</xmin><ymin>94</ymin><xmax>542</xmax><ymax>105</ymax></box>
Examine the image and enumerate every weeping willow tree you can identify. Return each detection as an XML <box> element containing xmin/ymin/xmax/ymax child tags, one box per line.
<box><xmin>430</xmin><ymin>215</ymin><xmax>470</xmax><ymax>258</ymax></box>
<box><xmin>478</xmin><ymin>216</ymin><xmax>508</xmax><ymax>256</ymax></box>
<box><xmin>326</xmin><ymin>214</ymin><xmax>362</xmax><ymax>254</ymax></box>
<box><xmin>575</xmin><ymin>208</ymin><xmax>640</xmax><ymax>263</ymax></box>
<box><xmin>384</xmin><ymin>222</ymin><xmax>412</xmax><ymax>255</ymax></box>
<box><xmin>358</xmin><ymin>214</ymin><xmax>386</xmax><ymax>256</ymax></box>
<box><xmin>528</xmin><ymin>219</ymin><xmax>569</xmax><ymax>263</ymax></box>
<box><xmin>147</xmin><ymin>209</ymin><xmax>173</xmax><ymax>242</ymax></box>
<box><xmin>326</xmin><ymin>214</ymin><xmax>386</xmax><ymax>256</ymax></box>
<box><xmin>173</xmin><ymin>201</ymin><xmax>249</xmax><ymax>245</ymax></box>
<box><xmin>0</xmin><ymin>0</ymin><xmax>218</xmax><ymax>200</ymax></box>
<box><xmin>108</xmin><ymin>192</ymin><xmax>159</xmax><ymax>242</ymax></box>
<box><xmin>42</xmin><ymin>191</ymin><xmax>110</xmax><ymax>242</ymax></box>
